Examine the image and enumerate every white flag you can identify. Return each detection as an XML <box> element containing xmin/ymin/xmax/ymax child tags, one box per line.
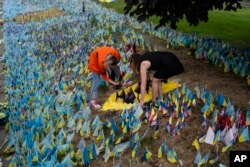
<box><xmin>220</xmin><ymin>125</ymin><xmax>228</xmax><ymax>141</ymax></box>
<box><xmin>223</xmin><ymin>128</ymin><xmax>234</xmax><ymax>146</ymax></box>
<box><xmin>103</xmin><ymin>145</ymin><xmax>111</xmax><ymax>163</ymax></box>
<box><xmin>204</xmin><ymin>127</ymin><xmax>215</xmax><ymax>145</ymax></box>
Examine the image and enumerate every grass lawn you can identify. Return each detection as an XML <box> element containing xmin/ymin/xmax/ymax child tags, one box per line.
<box><xmin>98</xmin><ymin>0</ymin><xmax>250</xmax><ymax>49</ymax></box>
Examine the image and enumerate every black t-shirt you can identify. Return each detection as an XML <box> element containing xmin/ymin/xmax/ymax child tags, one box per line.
<box><xmin>141</xmin><ymin>51</ymin><xmax>180</xmax><ymax>70</ymax></box>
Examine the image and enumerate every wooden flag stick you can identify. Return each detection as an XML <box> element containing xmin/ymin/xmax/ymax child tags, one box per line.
<box><xmin>119</xmin><ymin>155</ymin><xmax>122</xmax><ymax>165</ymax></box>
<box><xmin>136</xmin><ymin>157</ymin><xmax>139</xmax><ymax>167</ymax></box>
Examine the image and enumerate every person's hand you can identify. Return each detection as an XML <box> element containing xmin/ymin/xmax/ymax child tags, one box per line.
<box><xmin>113</xmin><ymin>82</ymin><xmax>121</xmax><ymax>86</ymax></box>
<box><xmin>112</xmin><ymin>82</ymin><xmax>122</xmax><ymax>90</ymax></box>
<box><xmin>121</xmin><ymin>80</ymin><xmax>133</xmax><ymax>87</ymax></box>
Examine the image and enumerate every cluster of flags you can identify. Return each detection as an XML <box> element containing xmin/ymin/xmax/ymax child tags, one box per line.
<box><xmin>192</xmin><ymin>137</ymin><xmax>218</xmax><ymax>166</ymax></box>
<box><xmin>197</xmin><ymin>85</ymin><xmax>249</xmax><ymax>145</ymax></box>
<box><xmin>142</xmin><ymin>83</ymin><xmax>196</xmax><ymax>138</ymax></box>
<box><xmin>102</xmin><ymin>80</ymin><xmax>180</xmax><ymax>111</ymax></box>
<box><xmin>187</xmin><ymin>85</ymin><xmax>250</xmax><ymax>166</ymax></box>
<box><xmin>193</xmin><ymin>150</ymin><xmax>210</xmax><ymax>167</ymax></box>
<box><xmin>195</xmin><ymin>39</ymin><xmax>250</xmax><ymax>85</ymax></box>
<box><xmin>157</xmin><ymin>140</ymin><xmax>180</xmax><ymax>164</ymax></box>
<box><xmin>2</xmin><ymin>1</ymin><xmax>148</xmax><ymax>166</ymax></box>
<box><xmin>141</xmin><ymin>147</ymin><xmax>152</xmax><ymax>161</ymax></box>
<box><xmin>4</xmin><ymin>0</ymin><xmax>84</xmax><ymax>20</ymax></box>
<box><xmin>0</xmin><ymin>103</ymin><xmax>8</xmax><ymax>123</ymax></box>
<box><xmin>5</xmin><ymin>0</ymin><xmax>250</xmax><ymax>86</ymax></box>
<box><xmin>123</xmin><ymin>3</ymin><xmax>250</xmax><ymax>86</ymax></box>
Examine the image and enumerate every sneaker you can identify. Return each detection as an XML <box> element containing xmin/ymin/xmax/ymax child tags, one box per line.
<box><xmin>91</xmin><ymin>100</ymin><xmax>101</xmax><ymax>110</ymax></box>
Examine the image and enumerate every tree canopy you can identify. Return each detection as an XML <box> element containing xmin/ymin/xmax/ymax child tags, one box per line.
<box><xmin>124</xmin><ymin>0</ymin><xmax>242</xmax><ymax>29</ymax></box>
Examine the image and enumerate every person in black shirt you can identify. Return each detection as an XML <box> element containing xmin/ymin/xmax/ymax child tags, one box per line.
<box><xmin>130</xmin><ymin>51</ymin><xmax>184</xmax><ymax>107</ymax></box>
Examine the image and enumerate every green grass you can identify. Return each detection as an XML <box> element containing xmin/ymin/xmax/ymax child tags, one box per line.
<box><xmin>98</xmin><ymin>0</ymin><xmax>126</xmax><ymax>13</ymax></box>
<box><xmin>98</xmin><ymin>0</ymin><xmax>250</xmax><ymax>49</ymax></box>
<box><xmin>176</xmin><ymin>8</ymin><xmax>250</xmax><ymax>49</ymax></box>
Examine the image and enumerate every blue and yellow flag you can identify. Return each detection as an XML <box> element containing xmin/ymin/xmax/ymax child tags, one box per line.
<box><xmin>141</xmin><ymin>148</ymin><xmax>152</xmax><ymax>161</ymax></box>
<box><xmin>213</xmin><ymin>130</ymin><xmax>221</xmax><ymax>145</ymax></box>
<box><xmin>222</xmin><ymin>143</ymin><xmax>232</xmax><ymax>153</ymax></box>
<box><xmin>89</xmin><ymin>144</ymin><xmax>97</xmax><ymax>160</ymax></box>
<box><xmin>158</xmin><ymin>140</ymin><xmax>167</xmax><ymax>158</ymax></box>
<box><xmin>131</xmin><ymin>142</ymin><xmax>140</xmax><ymax>160</ymax></box>
<box><xmin>115</xmin><ymin>133</ymin><xmax>124</xmax><ymax>145</ymax></box>
<box><xmin>194</xmin><ymin>150</ymin><xmax>202</xmax><ymax>165</ymax></box>
<box><xmin>153</xmin><ymin>124</ymin><xmax>160</xmax><ymax>140</ymax></box>
<box><xmin>198</xmin><ymin>151</ymin><xmax>209</xmax><ymax>167</ymax></box>
<box><xmin>201</xmin><ymin>88</ymin><xmax>207</xmax><ymax>103</ymax></box>
<box><xmin>103</xmin><ymin>120</ymin><xmax>112</xmax><ymax>128</ymax></box>
<box><xmin>111</xmin><ymin>118</ymin><xmax>118</xmax><ymax>135</ymax></box>
<box><xmin>83</xmin><ymin>146</ymin><xmax>91</xmax><ymax>164</ymax></box>
<box><xmin>105</xmin><ymin>133</ymin><xmax>115</xmax><ymax>145</ymax></box>
<box><xmin>215</xmin><ymin>94</ymin><xmax>227</xmax><ymax>107</ymax></box>
<box><xmin>238</xmin><ymin>127</ymin><xmax>249</xmax><ymax>143</ymax></box>
<box><xmin>166</xmin><ymin>148</ymin><xmax>178</xmax><ymax>163</ymax></box>
<box><xmin>246</xmin><ymin>106</ymin><xmax>250</xmax><ymax>125</ymax></box>
<box><xmin>201</xmin><ymin>101</ymin><xmax>210</xmax><ymax>114</ymax></box>
<box><xmin>95</xmin><ymin>129</ymin><xmax>104</xmax><ymax>142</ymax></box>
<box><xmin>210</xmin><ymin>109</ymin><xmax>218</xmax><ymax>125</ymax></box>
<box><xmin>226</xmin><ymin>100</ymin><xmax>235</xmax><ymax>116</ymax></box>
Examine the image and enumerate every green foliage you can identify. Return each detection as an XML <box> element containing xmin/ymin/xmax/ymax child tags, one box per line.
<box><xmin>99</xmin><ymin>0</ymin><xmax>126</xmax><ymax>13</ymax></box>
<box><xmin>99</xmin><ymin>1</ymin><xmax>250</xmax><ymax>48</ymax></box>
<box><xmin>124</xmin><ymin>0</ymin><xmax>241</xmax><ymax>29</ymax></box>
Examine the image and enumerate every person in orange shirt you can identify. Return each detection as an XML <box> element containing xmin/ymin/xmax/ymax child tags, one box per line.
<box><xmin>88</xmin><ymin>46</ymin><xmax>122</xmax><ymax>109</ymax></box>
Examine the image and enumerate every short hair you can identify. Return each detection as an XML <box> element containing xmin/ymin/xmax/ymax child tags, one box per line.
<box><xmin>107</xmin><ymin>54</ymin><xmax>119</xmax><ymax>66</ymax></box>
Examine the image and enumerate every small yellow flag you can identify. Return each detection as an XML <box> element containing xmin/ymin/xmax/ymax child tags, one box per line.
<box><xmin>222</xmin><ymin>145</ymin><xmax>231</xmax><ymax>153</ymax></box>
<box><xmin>192</xmin><ymin>138</ymin><xmax>200</xmax><ymax>151</ymax></box>
<box><xmin>131</xmin><ymin>149</ymin><xmax>136</xmax><ymax>159</ymax></box>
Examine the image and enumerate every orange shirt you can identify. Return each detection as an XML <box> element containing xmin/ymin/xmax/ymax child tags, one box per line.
<box><xmin>88</xmin><ymin>46</ymin><xmax>121</xmax><ymax>81</ymax></box>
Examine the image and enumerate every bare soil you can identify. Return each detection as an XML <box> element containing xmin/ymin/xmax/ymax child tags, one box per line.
<box><xmin>88</xmin><ymin>33</ymin><xmax>250</xmax><ymax>167</ymax></box>
<box><xmin>0</xmin><ymin>6</ymin><xmax>250</xmax><ymax>167</ymax></box>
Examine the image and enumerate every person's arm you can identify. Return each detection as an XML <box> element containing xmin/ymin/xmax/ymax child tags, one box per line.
<box><xmin>107</xmin><ymin>78</ymin><xmax>120</xmax><ymax>86</ymax></box>
<box><xmin>101</xmin><ymin>73</ymin><xmax>120</xmax><ymax>86</ymax></box>
<box><xmin>140</xmin><ymin>61</ymin><xmax>151</xmax><ymax>107</ymax></box>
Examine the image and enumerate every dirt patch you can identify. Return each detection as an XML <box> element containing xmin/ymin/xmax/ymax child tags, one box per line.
<box><xmin>11</xmin><ymin>8</ymin><xmax>67</xmax><ymax>22</ymax></box>
<box><xmin>88</xmin><ymin>32</ymin><xmax>250</xmax><ymax>167</ymax></box>
<box><xmin>142</xmin><ymin>33</ymin><xmax>250</xmax><ymax>110</ymax></box>
<box><xmin>1</xmin><ymin>8</ymin><xmax>250</xmax><ymax>167</ymax></box>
